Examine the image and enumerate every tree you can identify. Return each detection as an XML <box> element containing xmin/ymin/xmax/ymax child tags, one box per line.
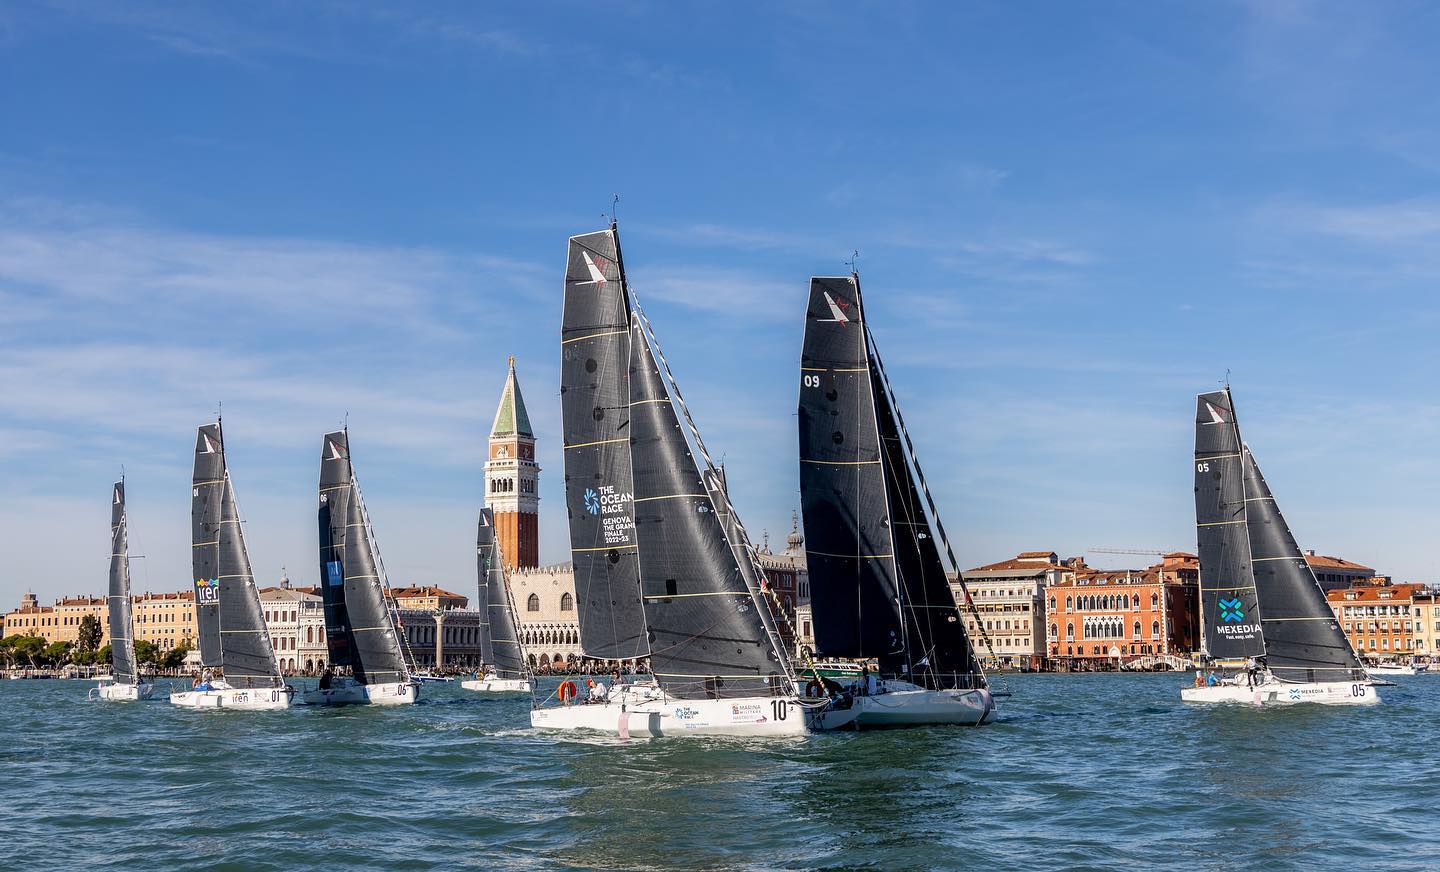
<box><xmin>42</xmin><ymin>640</ymin><xmax>72</xmax><ymax>666</ymax></box>
<box><xmin>77</xmin><ymin>615</ymin><xmax>103</xmax><ymax>653</ymax></box>
<box><xmin>10</xmin><ymin>635</ymin><xmax>46</xmax><ymax>666</ymax></box>
<box><xmin>95</xmin><ymin>644</ymin><xmax>112</xmax><ymax>666</ymax></box>
<box><xmin>134</xmin><ymin>639</ymin><xmax>159</xmax><ymax>667</ymax></box>
<box><xmin>161</xmin><ymin>643</ymin><xmax>191</xmax><ymax>670</ymax></box>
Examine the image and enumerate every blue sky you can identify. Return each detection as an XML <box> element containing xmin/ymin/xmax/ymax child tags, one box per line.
<box><xmin>3</xmin><ymin>1</ymin><xmax>1440</xmax><ymax>607</ymax></box>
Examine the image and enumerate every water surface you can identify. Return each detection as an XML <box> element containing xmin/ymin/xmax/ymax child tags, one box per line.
<box><xmin>2</xmin><ymin>674</ymin><xmax>1435</xmax><ymax>870</ymax></box>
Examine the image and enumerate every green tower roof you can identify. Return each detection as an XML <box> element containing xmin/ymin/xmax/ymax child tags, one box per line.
<box><xmin>491</xmin><ymin>356</ymin><xmax>533</xmax><ymax>438</ymax></box>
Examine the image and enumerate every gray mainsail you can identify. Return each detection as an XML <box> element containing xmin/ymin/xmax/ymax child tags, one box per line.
<box><xmin>107</xmin><ymin>479</ymin><xmax>138</xmax><ymax>686</ymax></box>
<box><xmin>200</xmin><ymin>421</ymin><xmax>284</xmax><ymax>688</ymax></box>
<box><xmin>798</xmin><ymin>275</ymin><xmax>983</xmax><ymax>687</ymax></box>
<box><xmin>1193</xmin><ymin>390</ymin><xmax>1265</xmax><ymax>661</ymax></box>
<box><xmin>1242</xmin><ymin>445</ymin><xmax>1365</xmax><ymax>682</ymax></box>
<box><xmin>560</xmin><ymin>227</ymin><xmax>648</xmax><ymax>661</ymax></box>
<box><xmin>317</xmin><ymin>431</ymin><xmax>357</xmax><ymax>671</ymax></box>
<box><xmin>629</xmin><ymin>316</ymin><xmax>788</xmax><ymax>699</ymax></box>
<box><xmin>477</xmin><ymin>507</ymin><xmax>528</xmax><ymax>680</ymax></box>
<box><xmin>191</xmin><ymin>424</ymin><xmax>224</xmax><ymax>668</ymax></box>
<box><xmin>323</xmin><ymin>430</ymin><xmax>409</xmax><ymax>685</ymax></box>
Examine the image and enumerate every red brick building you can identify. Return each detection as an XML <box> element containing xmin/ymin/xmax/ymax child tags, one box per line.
<box><xmin>485</xmin><ymin>357</ymin><xmax>540</xmax><ymax>569</ymax></box>
<box><xmin>1045</xmin><ymin>553</ymin><xmax>1199</xmax><ymax>667</ymax></box>
<box><xmin>1327</xmin><ymin>581</ymin><xmax>1423</xmax><ymax>661</ymax></box>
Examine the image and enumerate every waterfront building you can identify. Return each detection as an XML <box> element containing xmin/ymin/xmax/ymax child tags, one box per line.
<box><xmin>259</xmin><ymin>576</ymin><xmax>327</xmax><ymax>674</ymax></box>
<box><xmin>1305</xmin><ymin>552</ymin><xmax>1376</xmax><ymax>592</ymax></box>
<box><xmin>956</xmin><ymin>550</ymin><xmax>1071</xmax><ymax>670</ymax></box>
<box><xmin>755</xmin><ymin>519</ymin><xmax>806</xmax><ymax>651</ymax></box>
<box><xmin>131</xmin><ymin>591</ymin><xmax>196</xmax><ymax>650</ymax></box>
<box><xmin>387</xmin><ymin>585</ymin><xmax>468</xmax><ymax>611</ymax></box>
<box><xmin>4</xmin><ymin>592</ymin><xmax>58</xmax><ymax>641</ymax></box>
<box><xmin>485</xmin><ymin>357</ymin><xmax>540</xmax><ymax>569</ymax></box>
<box><xmin>4</xmin><ymin>592</ymin><xmax>109</xmax><ymax>647</ymax></box>
<box><xmin>1327</xmin><ymin>580</ymin><xmax>1425</xmax><ymax>660</ymax></box>
<box><xmin>1414</xmin><ymin>591</ymin><xmax>1440</xmax><ymax>659</ymax></box>
<box><xmin>510</xmin><ymin>563</ymin><xmax>583</xmax><ymax>670</ymax></box>
<box><xmin>1045</xmin><ymin>553</ymin><xmax>1199</xmax><ymax>667</ymax></box>
<box><xmin>396</xmin><ymin>608</ymin><xmax>484</xmax><ymax>670</ymax></box>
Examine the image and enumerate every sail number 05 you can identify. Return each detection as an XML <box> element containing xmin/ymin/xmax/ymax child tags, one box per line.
<box><xmin>1196</xmin><ymin>462</ymin><xmax>1210</xmax><ymax>473</ymax></box>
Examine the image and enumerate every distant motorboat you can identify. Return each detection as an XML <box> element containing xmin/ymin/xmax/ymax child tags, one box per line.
<box><xmin>411</xmin><ymin>671</ymin><xmax>453</xmax><ymax>683</ymax></box>
<box><xmin>1366</xmin><ymin>662</ymin><xmax>1418</xmax><ymax>677</ymax></box>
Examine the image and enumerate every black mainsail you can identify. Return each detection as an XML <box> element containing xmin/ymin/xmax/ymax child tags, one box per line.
<box><xmin>798</xmin><ymin>275</ymin><xmax>984</xmax><ymax>688</ymax></box>
<box><xmin>477</xmin><ymin>507</ymin><xmax>528</xmax><ymax>681</ymax></box>
<box><xmin>318</xmin><ymin>430</ymin><xmax>409</xmax><ymax>685</ymax></box>
<box><xmin>318</xmin><ymin>431</ymin><xmax>358</xmax><ymax>672</ymax></box>
<box><xmin>560</xmin><ymin>227</ymin><xmax>648</xmax><ymax>661</ymax></box>
<box><xmin>1193</xmin><ymin>390</ymin><xmax>1265</xmax><ymax>662</ymax></box>
<box><xmin>107</xmin><ymin>479</ymin><xmax>138</xmax><ymax>686</ymax></box>
<box><xmin>629</xmin><ymin>315</ymin><xmax>788</xmax><ymax>699</ymax></box>
<box><xmin>191</xmin><ymin>421</ymin><xmax>283</xmax><ymax>688</ymax></box>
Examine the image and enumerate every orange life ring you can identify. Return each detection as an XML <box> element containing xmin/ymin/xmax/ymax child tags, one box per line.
<box><xmin>558</xmin><ymin>680</ymin><xmax>578</xmax><ymax>702</ymax></box>
<box><xmin>804</xmin><ymin>678</ymin><xmax>825</xmax><ymax>698</ymax></box>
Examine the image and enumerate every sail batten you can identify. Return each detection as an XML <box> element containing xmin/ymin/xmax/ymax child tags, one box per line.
<box><xmin>107</xmin><ymin>480</ymin><xmax>138</xmax><ymax>686</ymax></box>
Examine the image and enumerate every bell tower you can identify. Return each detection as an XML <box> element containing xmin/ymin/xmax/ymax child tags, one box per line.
<box><xmin>485</xmin><ymin>356</ymin><xmax>539</xmax><ymax>569</ymax></box>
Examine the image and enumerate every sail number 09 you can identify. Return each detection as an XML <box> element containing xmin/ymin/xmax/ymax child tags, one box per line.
<box><xmin>802</xmin><ymin>375</ymin><xmax>821</xmax><ymax>388</ymax></box>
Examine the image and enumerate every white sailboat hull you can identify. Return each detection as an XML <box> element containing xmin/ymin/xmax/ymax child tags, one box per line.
<box><xmin>460</xmin><ymin>677</ymin><xmax>531</xmax><ymax>695</ymax></box>
<box><xmin>169</xmin><ymin>681</ymin><xmax>294</xmax><ymax>710</ymax></box>
<box><xmin>1181</xmin><ymin>679</ymin><xmax>1380</xmax><ymax>706</ymax></box>
<box><xmin>92</xmin><ymin>680</ymin><xmax>154</xmax><ymax>701</ymax></box>
<box><xmin>815</xmin><ymin>684</ymin><xmax>996</xmax><ymax>729</ymax></box>
<box><xmin>531</xmin><ymin>694</ymin><xmax>811</xmax><ymax>737</ymax></box>
<box><xmin>1366</xmin><ymin>665</ymin><xmax>1417</xmax><ymax>676</ymax></box>
<box><xmin>302</xmin><ymin>680</ymin><xmax>417</xmax><ymax>706</ymax></box>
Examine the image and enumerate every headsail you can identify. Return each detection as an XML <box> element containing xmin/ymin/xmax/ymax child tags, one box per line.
<box><xmin>107</xmin><ymin>480</ymin><xmax>138</xmax><ymax>686</ymax></box>
<box><xmin>320</xmin><ymin>430</ymin><xmax>409</xmax><ymax>685</ymax></box>
<box><xmin>477</xmin><ymin>507</ymin><xmax>528</xmax><ymax>681</ymax></box>
<box><xmin>202</xmin><ymin>421</ymin><xmax>284</xmax><ymax>688</ymax></box>
<box><xmin>1242</xmin><ymin>445</ymin><xmax>1365</xmax><ymax>682</ymax></box>
<box><xmin>628</xmin><ymin>315</ymin><xmax>789</xmax><ymax>699</ymax></box>
<box><xmin>1193</xmin><ymin>390</ymin><xmax>1265</xmax><ymax>661</ymax></box>
<box><xmin>798</xmin><ymin>275</ymin><xmax>983</xmax><ymax>687</ymax></box>
<box><xmin>560</xmin><ymin>227</ymin><xmax>648</xmax><ymax>661</ymax></box>
<box><xmin>318</xmin><ymin>431</ymin><xmax>358</xmax><ymax>671</ymax></box>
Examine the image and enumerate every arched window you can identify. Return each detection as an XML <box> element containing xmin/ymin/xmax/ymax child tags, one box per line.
<box><xmin>1151</xmin><ymin>593</ymin><xmax>1159</xmax><ymax>608</ymax></box>
<box><xmin>1132</xmin><ymin>594</ymin><xmax>1140</xmax><ymax>610</ymax></box>
<box><xmin>527</xmin><ymin>593</ymin><xmax>540</xmax><ymax>612</ymax></box>
<box><xmin>1049</xmin><ymin>596</ymin><xmax>1056</xmax><ymax>612</ymax></box>
<box><xmin>1049</xmin><ymin>623</ymin><xmax>1057</xmax><ymax>639</ymax></box>
<box><xmin>1066</xmin><ymin>595</ymin><xmax>1073</xmax><ymax>612</ymax></box>
<box><xmin>306</xmin><ymin>626</ymin><xmax>314</xmax><ymax>644</ymax></box>
<box><xmin>1133</xmin><ymin>621</ymin><xmax>1141</xmax><ymax>639</ymax></box>
<box><xmin>1152</xmin><ymin>620</ymin><xmax>1160</xmax><ymax>638</ymax></box>
<box><xmin>1066</xmin><ymin>622</ymin><xmax>1074</xmax><ymax>640</ymax></box>
<box><xmin>560</xmin><ymin>593</ymin><xmax>574</xmax><ymax>611</ymax></box>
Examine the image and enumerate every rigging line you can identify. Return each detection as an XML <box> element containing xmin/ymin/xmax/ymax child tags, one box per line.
<box><xmin>867</xmin><ymin>324</ymin><xmax>994</xmax><ymax>682</ymax></box>
<box><xmin>629</xmin><ymin>300</ymin><xmax>800</xmax><ymax>690</ymax></box>
<box><xmin>350</xmin><ymin>472</ymin><xmax>413</xmax><ymax>677</ymax></box>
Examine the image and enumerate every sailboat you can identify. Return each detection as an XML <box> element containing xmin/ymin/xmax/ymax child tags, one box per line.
<box><xmin>170</xmin><ymin>421</ymin><xmax>295</xmax><ymax>710</ymax></box>
<box><xmin>530</xmin><ymin>222</ymin><xmax>825</xmax><ymax>737</ymax></box>
<box><xmin>92</xmin><ymin>479</ymin><xmax>154</xmax><ymax>701</ymax></box>
<box><xmin>797</xmin><ymin>273</ymin><xmax>995</xmax><ymax>728</ymax></box>
<box><xmin>303</xmin><ymin>430</ymin><xmax>418</xmax><ymax>706</ymax></box>
<box><xmin>1182</xmin><ymin>388</ymin><xmax>1378</xmax><ymax>705</ymax></box>
<box><xmin>460</xmin><ymin>508</ymin><xmax>533</xmax><ymax>694</ymax></box>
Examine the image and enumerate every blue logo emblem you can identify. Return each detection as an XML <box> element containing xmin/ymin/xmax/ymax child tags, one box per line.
<box><xmin>1219</xmin><ymin>598</ymin><xmax>1245</xmax><ymax>623</ymax></box>
<box><xmin>583</xmin><ymin>488</ymin><xmax>600</xmax><ymax>515</ymax></box>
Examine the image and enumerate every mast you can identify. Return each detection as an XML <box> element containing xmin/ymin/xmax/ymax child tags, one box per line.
<box><xmin>318</xmin><ymin>430</ymin><xmax>358</xmax><ymax>674</ymax></box>
<box><xmin>560</xmin><ymin>224</ymin><xmax>648</xmax><ymax>661</ymax></box>
<box><xmin>1192</xmin><ymin>389</ymin><xmax>1265</xmax><ymax>663</ymax></box>
<box><xmin>478</xmin><ymin>507</ymin><xmax>529</xmax><ymax>680</ymax></box>
<box><xmin>211</xmin><ymin>420</ymin><xmax>285</xmax><ymax>688</ymax></box>
<box><xmin>191</xmin><ymin>423</ymin><xmax>225</xmax><ymax>669</ymax></box>
<box><xmin>108</xmin><ymin>479</ymin><xmax>138</xmax><ymax>686</ymax></box>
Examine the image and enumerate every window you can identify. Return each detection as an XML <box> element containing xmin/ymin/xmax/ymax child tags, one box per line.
<box><xmin>527</xmin><ymin>594</ymin><xmax>540</xmax><ymax>612</ymax></box>
<box><xmin>1134</xmin><ymin>621</ymin><xmax>1141</xmax><ymax>639</ymax></box>
<box><xmin>560</xmin><ymin>593</ymin><xmax>573</xmax><ymax>611</ymax></box>
<box><xmin>1152</xmin><ymin>620</ymin><xmax>1160</xmax><ymax>639</ymax></box>
<box><xmin>1066</xmin><ymin>622</ymin><xmax>1074</xmax><ymax>640</ymax></box>
<box><xmin>1066</xmin><ymin>595</ymin><xmax>1073</xmax><ymax>612</ymax></box>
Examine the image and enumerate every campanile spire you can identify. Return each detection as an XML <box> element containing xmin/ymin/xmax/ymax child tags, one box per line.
<box><xmin>484</xmin><ymin>356</ymin><xmax>539</xmax><ymax>568</ymax></box>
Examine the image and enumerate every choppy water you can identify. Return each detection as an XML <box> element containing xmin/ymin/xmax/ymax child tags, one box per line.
<box><xmin>2</xmin><ymin>674</ymin><xmax>1437</xmax><ymax>870</ymax></box>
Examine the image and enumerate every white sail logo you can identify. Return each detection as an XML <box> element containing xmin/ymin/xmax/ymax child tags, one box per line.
<box><xmin>819</xmin><ymin>292</ymin><xmax>851</xmax><ymax>325</ymax></box>
<box><xmin>582</xmin><ymin>251</ymin><xmax>608</xmax><ymax>285</ymax></box>
<box><xmin>1205</xmin><ymin>402</ymin><xmax>1227</xmax><ymax>424</ymax></box>
<box><xmin>327</xmin><ymin>439</ymin><xmax>344</xmax><ymax>461</ymax></box>
<box><xmin>199</xmin><ymin>433</ymin><xmax>217</xmax><ymax>454</ymax></box>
